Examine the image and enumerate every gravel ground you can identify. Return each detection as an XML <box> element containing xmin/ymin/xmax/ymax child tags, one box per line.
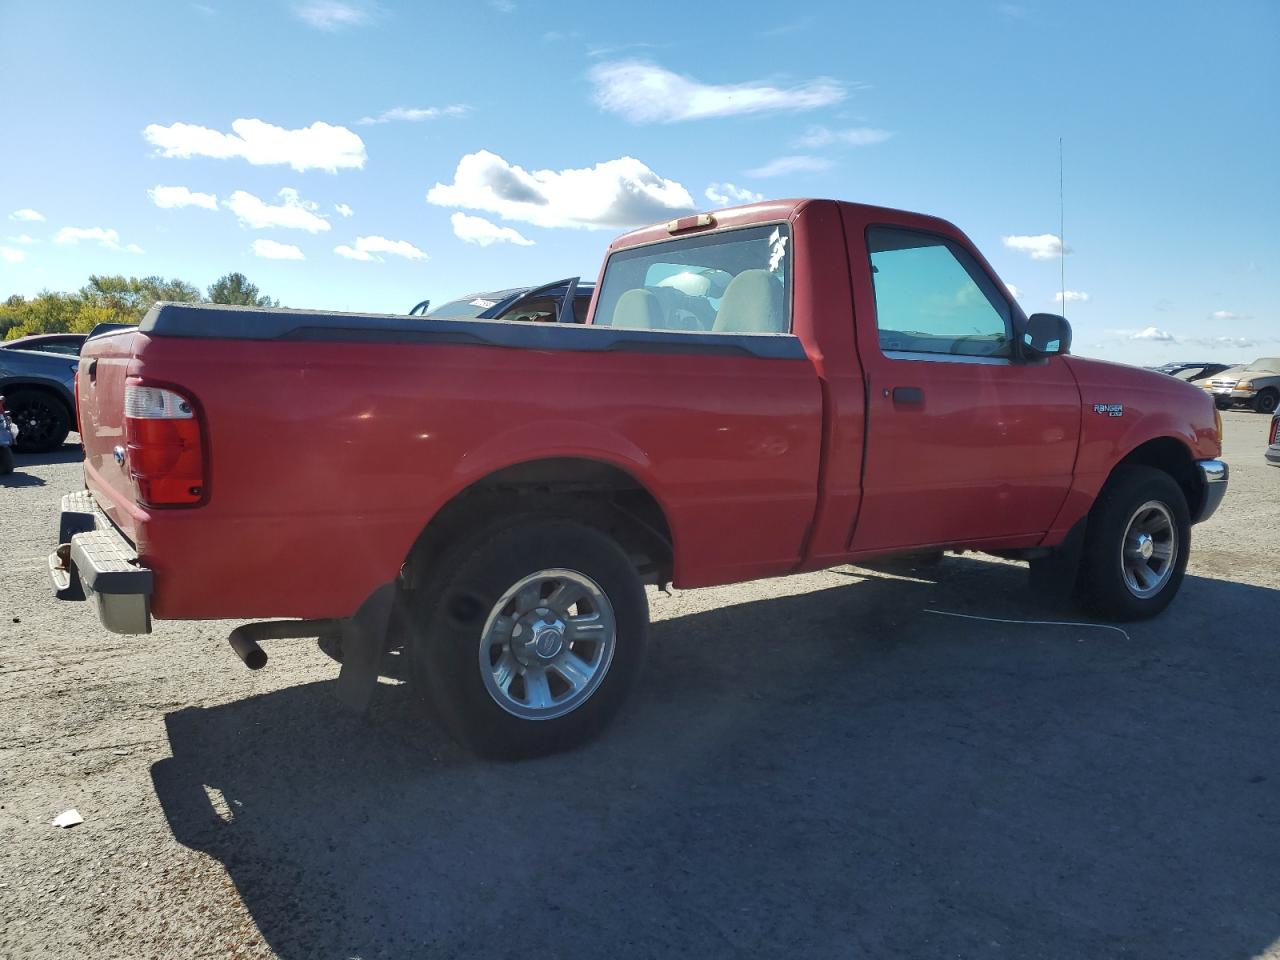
<box><xmin>1</xmin><ymin>411</ymin><xmax>1278</xmax><ymax>960</ymax></box>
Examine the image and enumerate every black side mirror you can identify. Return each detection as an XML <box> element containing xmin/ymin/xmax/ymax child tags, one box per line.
<box><xmin>1022</xmin><ymin>313</ymin><xmax>1072</xmax><ymax>357</ymax></box>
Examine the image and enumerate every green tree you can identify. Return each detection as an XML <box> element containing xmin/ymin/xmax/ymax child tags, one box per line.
<box><xmin>80</xmin><ymin>274</ymin><xmax>201</xmax><ymax>322</ymax></box>
<box><xmin>81</xmin><ymin>273</ymin><xmax>199</xmax><ymax>323</ymax></box>
<box><xmin>207</xmin><ymin>272</ymin><xmax>278</xmax><ymax>307</ymax></box>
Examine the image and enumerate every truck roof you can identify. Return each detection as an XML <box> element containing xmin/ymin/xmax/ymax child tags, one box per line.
<box><xmin>609</xmin><ymin>198</ymin><xmax>960</xmax><ymax>251</ymax></box>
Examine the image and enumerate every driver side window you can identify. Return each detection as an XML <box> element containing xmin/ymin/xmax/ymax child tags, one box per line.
<box><xmin>867</xmin><ymin>226</ymin><xmax>1012</xmax><ymax>360</ymax></box>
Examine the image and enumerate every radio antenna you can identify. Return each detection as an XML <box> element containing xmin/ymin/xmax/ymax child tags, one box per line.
<box><xmin>1059</xmin><ymin>137</ymin><xmax>1066</xmax><ymax>318</ymax></box>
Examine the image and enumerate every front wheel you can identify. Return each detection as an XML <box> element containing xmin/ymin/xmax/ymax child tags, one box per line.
<box><xmin>6</xmin><ymin>389</ymin><xmax>70</xmax><ymax>453</ymax></box>
<box><xmin>1253</xmin><ymin>389</ymin><xmax>1279</xmax><ymax>415</ymax></box>
<box><xmin>409</xmin><ymin>516</ymin><xmax>648</xmax><ymax>759</ymax></box>
<box><xmin>1077</xmin><ymin>466</ymin><xmax>1191</xmax><ymax>620</ymax></box>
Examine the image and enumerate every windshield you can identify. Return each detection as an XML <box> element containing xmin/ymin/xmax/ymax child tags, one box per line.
<box><xmin>1245</xmin><ymin>358</ymin><xmax>1280</xmax><ymax>373</ymax></box>
<box><xmin>426</xmin><ymin>295</ymin><xmax>510</xmax><ymax>319</ymax></box>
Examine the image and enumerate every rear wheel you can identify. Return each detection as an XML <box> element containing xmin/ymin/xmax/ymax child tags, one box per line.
<box><xmin>408</xmin><ymin>515</ymin><xmax>648</xmax><ymax>759</ymax></box>
<box><xmin>1076</xmin><ymin>466</ymin><xmax>1190</xmax><ymax>620</ymax></box>
<box><xmin>6</xmin><ymin>389</ymin><xmax>70</xmax><ymax>453</ymax></box>
<box><xmin>1253</xmin><ymin>389</ymin><xmax>1279</xmax><ymax>415</ymax></box>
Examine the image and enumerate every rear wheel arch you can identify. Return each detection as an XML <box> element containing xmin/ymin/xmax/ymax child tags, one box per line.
<box><xmin>403</xmin><ymin>457</ymin><xmax>675</xmax><ymax>592</ymax></box>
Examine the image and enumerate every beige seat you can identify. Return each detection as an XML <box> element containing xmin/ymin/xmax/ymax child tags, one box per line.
<box><xmin>611</xmin><ymin>288</ymin><xmax>664</xmax><ymax>329</ymax></box>
<box><xmin>713</xmin><ymin>269</ymin><xmax>782</xmax><ymax>333</ymax></box>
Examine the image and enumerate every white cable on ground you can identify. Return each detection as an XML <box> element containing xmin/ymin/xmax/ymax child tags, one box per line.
<box><xmin>923</xmin><ymin>608</ymin><xmax>1130</xmax><ymax>641</ymax></box>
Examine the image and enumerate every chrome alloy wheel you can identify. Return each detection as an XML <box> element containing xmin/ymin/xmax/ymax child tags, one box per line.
<box><xmin>478</xmin><ymin>568</ymin><xmax>617</xmax><ymax>720</ymax></box>
<box><xmin>1120</xmin><ymin>500</ymin><xmax>1178</xmax><ymax>599</ymax></box>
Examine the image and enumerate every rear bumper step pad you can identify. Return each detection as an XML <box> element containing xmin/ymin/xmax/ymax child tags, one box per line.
<box><xmin>50</xmin><ymin>491</ymin><xmax>152</xmax><ymax>635</ymax></box>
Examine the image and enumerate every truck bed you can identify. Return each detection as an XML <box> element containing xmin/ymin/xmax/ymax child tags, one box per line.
<box><xmin>77</xmin><ymin>303</ymin><xmax>823</xmax><ymax>620</ymax></box>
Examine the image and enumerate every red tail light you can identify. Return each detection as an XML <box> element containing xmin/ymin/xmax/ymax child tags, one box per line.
<box><xmin>1271</xmin><ymin>416</ymin><xmax>1280</xmax><ymax>446</ymax></box>
<box><xmin>124</xmin><ymin>384</ymin><xmax>206</xmax><ymax>506</ymax></box>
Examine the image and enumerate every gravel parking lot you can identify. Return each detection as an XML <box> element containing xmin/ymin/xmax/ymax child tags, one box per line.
<box><xmin>1</xmin><ymin>411</ymin><xmax>1277</xmax><ymax>960</ymax></box>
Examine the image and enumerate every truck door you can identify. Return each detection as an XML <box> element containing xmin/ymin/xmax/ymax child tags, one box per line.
<box><xmin>843</xmin><ymin>216</ymin><xmax>1080</xmax><ymax>553</ymax></box>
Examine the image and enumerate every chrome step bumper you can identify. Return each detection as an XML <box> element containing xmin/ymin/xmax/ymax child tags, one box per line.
<box><xmin>50</xmin><ymin>490</ymin><xmax>152</xmax><ymax>635</ymax></box>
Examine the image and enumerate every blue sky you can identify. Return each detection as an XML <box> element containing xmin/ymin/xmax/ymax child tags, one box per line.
<box><xmin>1</xmin><ymin>0</ymin><xmax>1275</xmax><ymax>365</ymax></box>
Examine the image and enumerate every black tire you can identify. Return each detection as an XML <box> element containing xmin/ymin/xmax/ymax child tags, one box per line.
<box><xmin>6</xmin><ymin>389</ymin><xmax>71</xmax><ymax>453</ymax></box>
<box><xmin>1214</xmin><ymin>397</ymin><xmax>1232</xmax><ymax>411</ymax></box>
<box><xmin>1076</xmin><ymin>465</ymin><xmax>1190</xmax><ymax>621</ymax></box>
<box><xmin>1253</xmin><ymin>389</ymin><xmax>1279</xmax><ymax>415</ymax></box>
<box><xmin>408</xmin><ymin>515</ymin><xmax>649</xmax><ymax>760</ymax></box>
<box><xmin>0</xmin><ymin>446</ymin><xmax>13</xmax><ymax>475</ymax></box>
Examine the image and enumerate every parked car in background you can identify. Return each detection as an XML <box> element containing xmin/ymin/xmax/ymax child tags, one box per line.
<box><xmin>0</xmin><ymin>344</ymin><xmax>79</xmax><ymax>452</ymax></box>
<box><xmin>1151</xmin><ymin>361</ymin><xmax>1233</xmax><ymax>382</ymax></box>
<box><xmin>1</xmin><ymin>333</ymin><xmax>87</xmax><ymax>357</ymax></box>
<box><xmin>1204</xmin><ymin>357</ymin><xmax>1280</xmax><ymax>413</ymax></box>
<box><xmin>0</xmin><ymin>397</ymin><xmax>15</xmax><ymax>474</ymax></box>
<box><xmin>50</xmin><ymin>197</ymin><xmax>1228</xmax><ymax>759</ymax></box>
<box><xmin>1267</xmin><ymin>411</ymin><xmax>1280</xmax><ymax>467</ymax></box>
<box><xmin>413</xmin><ymin>279</ymin><xmax>596</xmax><ymax>324</ymax></box>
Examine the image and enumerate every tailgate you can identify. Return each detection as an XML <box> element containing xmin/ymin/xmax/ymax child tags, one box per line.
<box><xmin>77</xmin><ymin>328</ymin><xmax>145</xmax><ymax>541</ymax></box>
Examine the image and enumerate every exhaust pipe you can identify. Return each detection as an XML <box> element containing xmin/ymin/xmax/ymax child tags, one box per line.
<box><xmin>227</xmin><ymin>619</ymin><xmax>343</xmax><ymax>670</ymax></box>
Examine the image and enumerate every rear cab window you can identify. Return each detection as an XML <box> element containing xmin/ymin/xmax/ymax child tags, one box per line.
<box><xmin>867</xmin><ymin>226</ymin><xmax>1013</xmax><ymax>361</ymax></box>
<box><xmin>593</xmin><ymin>224</ymin><xmax>792</xmax><ymax>334</ymax></box>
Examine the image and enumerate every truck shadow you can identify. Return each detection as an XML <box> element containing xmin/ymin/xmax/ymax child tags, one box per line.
<box><xmin>151</xmin><ymin>558</ymin><xmax>1280</xmax><ymax>959</ymax></box>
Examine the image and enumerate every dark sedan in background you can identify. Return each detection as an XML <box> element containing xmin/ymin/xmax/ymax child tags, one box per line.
<box><xmin>412</xmin><ymin>278</ymin><xmax>595</xmax><ymax>324</ymax></box>
<box><xmin>0</xmin><ymin>336</ymin><xmax>82</xmax><ymax>452</ymax></box>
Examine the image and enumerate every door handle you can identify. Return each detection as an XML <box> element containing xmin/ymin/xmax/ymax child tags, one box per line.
<box><xmin>85</xmin><ymin>359</ymin><xmax>97</xmax><ymax>381</ymax></box>
<box><xmin>891</xmin><ymin>386</ymin><xmax>924</xmax><ymax>405</ymax></box>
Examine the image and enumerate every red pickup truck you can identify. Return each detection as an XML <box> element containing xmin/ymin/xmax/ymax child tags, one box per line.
<box><xmin>51</xmin><ymin>199</ymin><xmax>1227</xmax><ymax>758</ymax></box>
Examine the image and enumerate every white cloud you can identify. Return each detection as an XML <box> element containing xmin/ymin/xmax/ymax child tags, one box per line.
<box><xmin>224</xmin><ymin>188</ymin><xmax>330</xmax><ymax>232</ymax></box>
<box><xmin>53</xmin><ymin>226</ymin><xmax>143</xmax><ymax>253</ymax></box>
<box><xmin>148</xmin><ymin>184</ymin><xmax>218</xmax><ymax>210</ymax></box>
<box><xmin>1004</xmin><ymin>282</ymin><xmax>1021</xmax><ymax>299</ymax></box>
<box><xmin>334</xmin><ymin>235</ymin><xmax>427</xmax><ymax>261</ymax></box>
<box><xmin>7</xmin><ymin>234</ymin><xmax>38</xmax><ymax>245</ymax></box>
<box><xmin>252</xmin><ymin>238</ymin><xmax>306</xmax><ymax>260</ymax></box>
<box><xmin>704</xmin><ymin>183</ymin><xmax>764</xmax><ymax>207</ymax></box>
<box><xmin>793</xmin><ymin>125</ymin><xmax>892</xmax><ymax>149</ymax></box>
<box><xmin>1055</xmin><ymin>290</ymin><xmax>1089</xmax><ymax>303</ymax></box>
<box><xmin>1191</xmin><ymin>335</ymin><xmax>1259</xmax><ymax>349</ymax></box>
<box><xmin>293</xmin><ymin>0</ymin><xmax>375</xmax><ymax>30</ymax></box>
<box><xmin>357</xmin><ymin>104</ymin><xmax>470</xmax><ymax>125</ymax></box>
<box><xmin>1210</xmin><ymin>309</ymin><xmax>1252</xmax><ymax>321</ymax></box>
<box><xmin>427</xmin><ymin>149</ymin><xmax>695</xmax><ymax>229</ymax></box>
<box><xmin>144</xmin><ymin>118</ymin><xmax>366</xmax><ymax>173</ymax></box>
<box><xmin>449</xmin><ymin>212</ymin><xmax>534</xmax><ymax>247</ymax></box>
<box><xmin>335</xmin><ymin>202</ymin><xmax>354</xmax><ymax>217</ymax></box>
<box><xmin>9</xmin><ymin>209</ymin><xmax>45</xmax><ymax>222</ymax></box>
<box><xmin>746</xmin><ymin>155</ymin><xmax>832</xmax><ymax>178</ymax></box>
<box><xmin>1131</xmin><ymin>326</ymin><xmax>1175</xmax><ymax>342</ymax></box>
<box><xmin>1</xmin><ymin>247</ymin><xmax>26</xmax><ymax>263</ymax></box>
<box><xmin>1002</xmin><ymin>233</ymin><xmax>1067</xmax><ymax>260</ymax></box>
<box><xmin>589</xmin><ymin>60</ymin><xmax>845</xmax><ymax>123</ymax></box>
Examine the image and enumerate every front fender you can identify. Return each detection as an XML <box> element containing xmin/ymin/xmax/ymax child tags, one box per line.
<box><xmin>0</xmin><ymin>374</ymin><xmax>76</xmax><ymax>410</ymax></box>
<box><xmin>1046</xmin><ymin>356</ymin><xmax>1221</xmax><ymax>541</ymax></box>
